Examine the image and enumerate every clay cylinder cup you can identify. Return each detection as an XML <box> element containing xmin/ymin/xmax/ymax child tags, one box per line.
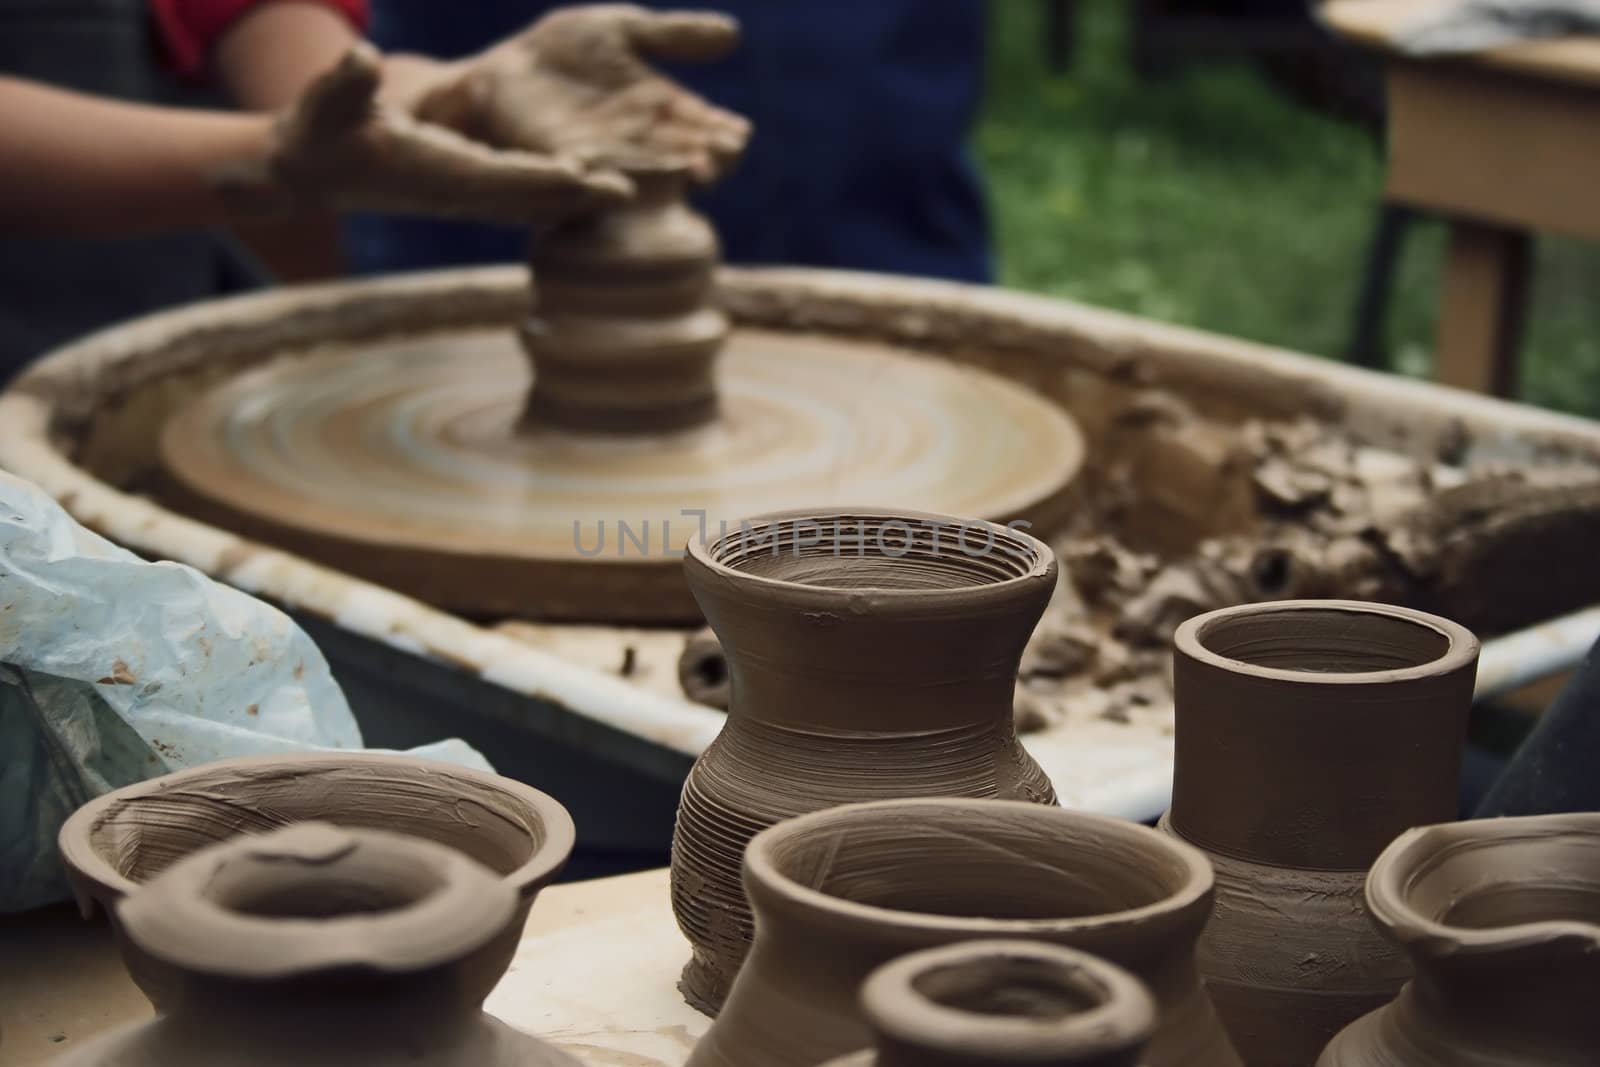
<box><xmin>57</xmin><ymin>752</ymin><xmax>575</xmax><ymax>1008</ymax></box>
<box><xmin>1170</xmin><ymin>599</ymin><xmax>1479</xmax><ymax>870</ymax></box>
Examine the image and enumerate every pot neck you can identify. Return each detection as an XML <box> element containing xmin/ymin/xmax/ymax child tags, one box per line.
<box><xmin>695</xmin><ymin>577</ymin><xmax>1050</xmax><ymax>734</ymax></box>
<box><xmin>162</xmin><ymin>968</ymin><xmax>483</xmax><ymax>1052</ymax></box>
<box><xmin>862</xmin><ymin>941</ymin><xmax>1154</xmax><ymax>1067</ymax></box>
<box><xmin>1401</xmin><ymin>962</ymin><xmax>1600</xmax><ymax>1058</ymax></box>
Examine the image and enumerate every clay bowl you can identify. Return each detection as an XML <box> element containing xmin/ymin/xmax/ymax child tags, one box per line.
<box><xmin>687</xmin><ymin>798</ymin><xmax>1239</xmax><ymax>1067</ymax></box>
<box><xmin>57</xmin><ymin>752</ymin><xmax>574</xmax><ymax>1007</ymax></box>
<box><xmin>1319</xmin><ymin>813</ymin><xmax>1600</xmax><ymax>1065</ymax></box>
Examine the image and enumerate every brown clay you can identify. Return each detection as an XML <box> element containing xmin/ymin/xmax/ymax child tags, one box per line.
<box><xmin>671</xmin><ymin>513</ymin><xmax>1062</xmax><ymax>1013</ymax></box>
<box><xmin>1162</xmin><ymin>599</ymin><xmax>1479</xmax><ymax>1067</ymax></box>
<box><xmin>685</xmin><ymin>797</ymin><xmax>1241</xmax><ymax>1067</ymax></box>
<box><xmin>49</xmin><ymin>823</ymin><xmax>580</xmax><ymax>1067</ymax></box>
<box><xmin>57</xmin><ymin>752</ymin><xmax>574</xmax><ymax>1009</ymax></box>
<box><xmin>520</xmin><ymin>163</ymin><xmax>728</xmax><ymax>433</ymax></box>
<box><xmin>1318</xmin><ymin>814</ymin><xmax>1600</xmax><ymax>1067</ymax></box>
<box><xmin>816</xmin><ymin>940</ymin><xmax>1156</xmax><ymax>1067</ymax></box>
<box><xmin>156</xmin><ymin>324</ymin><xmax>1084</xmax><ymax>623</ymax></box>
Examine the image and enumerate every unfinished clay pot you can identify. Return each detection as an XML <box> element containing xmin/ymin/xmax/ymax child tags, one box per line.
<box><xmin>49</xmin><ymin>822</ymin><xmax>581</xmax><ymax>1067</ymax></box>
<box><xmin>1162</xmin><ymin>599</ymin><xmax>1479</xmax><ymax>1067</ymax></box>
<box><xmin>57</xmin><ymin>752</ymin><xmax>574</xmax><ymax>1008</ymax></box>
<box><xmin>685</xmin><ymin>798</ymin><xmax>1240</xmax><ymax>1067</ymax></box>
<box><xmin>1318</xmin><ymin>814</ymin><xmax>1600</xmax><ymax>1067</ymax></box>
<box><xmin>521</xmin><ymin>163</ymin><xmax>726</xmax><ymax>434</ymax></box>
<box><xmin>673</xmin><ymin>512</ymin><xmax>1061</xmax><ymax>1013</ymax></box>
<box><xmin>817</xmin><ymin>940</ymin><xmax>1156</xmax><ymax>1067</ymax></box>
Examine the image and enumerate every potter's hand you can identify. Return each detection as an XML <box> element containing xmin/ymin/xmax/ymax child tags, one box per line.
<box><xmin>402</xmin><ymin>4</ymin><xmax>751</xmax><ymax>183</ymax></box>
<box><xmin>217</xmin><ymin>43</ymin><xmax>631</xmax><ymax>224</ymax></box>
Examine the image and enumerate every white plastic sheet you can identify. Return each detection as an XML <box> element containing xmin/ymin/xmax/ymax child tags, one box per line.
<box><xmin>0</xmin><ymin>471</ymin><xmax>487</xmax><ymax>911</ymax></box>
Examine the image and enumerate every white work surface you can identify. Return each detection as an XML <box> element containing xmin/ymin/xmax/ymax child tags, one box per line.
<box><xmin>2</xmin><ymin>869</ymin><xmax>710</xmax><ymax>1067</ymax></box>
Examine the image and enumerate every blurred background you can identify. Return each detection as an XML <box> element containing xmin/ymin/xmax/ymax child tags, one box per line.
<box><xmin>980</xmin><ymin>0</ymin><xmax>1600</xmax><ymax>418</ymax></box>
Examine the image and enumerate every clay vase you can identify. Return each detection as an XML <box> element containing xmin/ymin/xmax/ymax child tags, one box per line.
<box><xmin>672</xmin><ymin>511</ymin><xmax>1061</xmax><ymax>1013</ymax></box>
<box><xmin>57</xmin><ymin>751</ymin><xmax>574</xmax><ymax>1008</ymax></box>
<box><xmin>1161</xmin><ymin>599</ymin><xmax>1479</xmax><ymax>1067</ymax></box>
<box><xmin>816</xmin><ymin>940</ymin><xmax>1157</xmax><ymax>1067</ymax></box>
<box><xmin>49</xmin><ymin>822</ymin><xmax>581</xmax><ymax>1067</ymax></box>
<box><xmin>685</xmin><ymin>797</ymin><xmax>1241</xmax><ymax>1067</ymax></box>
<box><xmin>1318</xmin><ymin>814</ymin><xmax>1600</xmax><ymax>1067</ymax></box>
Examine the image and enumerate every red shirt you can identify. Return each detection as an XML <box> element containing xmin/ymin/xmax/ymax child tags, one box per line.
<box><xmin>150</xmin><ymin>0</ymin><xmax>370</xmax><ymax>77</ymax></box>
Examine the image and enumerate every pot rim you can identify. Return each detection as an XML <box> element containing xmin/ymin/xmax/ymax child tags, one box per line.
<box><xmin>1174</xmin><ymin>598</ymin><xmax>1479</xmax><ymax>685</ymax></box>
<box><xmin>1367</xmin><ymin>814</ymin><xmax>1600</xmax><ymax>956</ymax></box>
<box><xmin>118</xmin><ymin>822</ymin><xmax>516</xmax><ymax>979</ymax></box>
<box><xmin>858</xmin><ymin>939</ymin><xmax>1157</xmax><ymax>1059</ymax></box>
<box><xmin>57</xmin><ymin>752</ymin><xmax>575</xmax><ymax>914</ymax></box>
<box><xmin>745</xmin><ymin>798</ymin><xmax>1214</xmax><ymax>941</ymax></box>
<box><xmin>684</xmin><ymin>508</ymin><xmax>1056</xmax><ymax>616</ymax></box>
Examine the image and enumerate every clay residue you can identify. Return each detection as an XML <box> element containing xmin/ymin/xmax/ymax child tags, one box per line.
<box><xmin>680</xmin><ymin>399</ymin><xmax>1600</xmax><ymax>735</ymax></box>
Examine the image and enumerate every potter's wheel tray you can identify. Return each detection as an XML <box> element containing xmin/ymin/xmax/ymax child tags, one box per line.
<box><xmin>159</xmin><ymin>327</ymin><xmax>1084</xmax><ymax>621</ymax></box>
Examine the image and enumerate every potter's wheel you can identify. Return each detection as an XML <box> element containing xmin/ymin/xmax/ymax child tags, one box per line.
<box><xmin>158</xmin><ymin>170</ymin><xmax>1083</xmax><ymax>622</ymax></box>
<box><xmin>160</xmin><ymin>328</ymin><xmax>1081</xmax><ymax>621</ymax></box>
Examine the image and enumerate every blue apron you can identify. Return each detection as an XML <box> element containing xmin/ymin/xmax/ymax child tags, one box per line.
<box><xmin>349</xmin><ymin>0</ymin><xmax>992</xmax><ymax>283</ymax></box>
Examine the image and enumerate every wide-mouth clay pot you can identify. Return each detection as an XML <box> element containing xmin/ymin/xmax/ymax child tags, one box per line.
<box><xmin>1319</xmin><ymin>814</ymin><xmax>1600</xmax><ymax>1067</ymax></box>
<box><xmin>49</xmin><ymin>823</ymin><xmax>582</xmax><ymax>1067</ymax></box>
<box><xmin>818</xmin><ymin>940</ymin><xmax>1156</xmax><ymax>1067</ymax></box>
<box><xmin>57</xmin><ymin>752</ymin><xmax>574</xmax><ymax>1007</ymax></box>
<box><xmin>1163</xmin><ymin>599</ymin><xmax>1478</xmax><ymax>1066</ymax></box>
<box><xmin>684</xmin><ymin>797</ymin><xmax>1239</xmax><ymax>1067</ymax></box>
<box><xmin>673</xmin><ymin>511</ymin><xmax>1061</xmax><ymax>1014</ymax></box>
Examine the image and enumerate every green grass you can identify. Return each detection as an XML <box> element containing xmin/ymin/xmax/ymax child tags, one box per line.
<box><xmin>976</xmin><ymin>1</ymin><xmax>1600</xmax><ymax>418</ymax></box>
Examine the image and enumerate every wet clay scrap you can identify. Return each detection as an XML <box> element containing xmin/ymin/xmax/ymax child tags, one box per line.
<box><xmin>57</xmin><ymin>752</ymin><xmax>574</xmax><ymax>1008</ymax></box>
<box><xmin>49</xmin><ymin>823</ymin><xmax>581</xmax><ymax>1067</ymax></box>
<box><xmin>671</xmin><ymin>513</ymin><xmax>1061</xmax><ymax>1013</ymax></box>
<box><xmin>1162</xmin><ymin>600</ymin><xmax>1479</xmax><ymax>1067</ymax></box>
<box><xmin>818</xmin><ymin>940</ymin><xmax>1156</xmax><ymax>1067</ymax></box>
<box><xmin>1319</xmin><ymin>814</ymin><xmax>1600</xmax><ymax>1067</ymax></box>
<box><xmin>687</xmin><ymin>797</ymin><xmax>1241</xmax><ymax>1067</ymax></box>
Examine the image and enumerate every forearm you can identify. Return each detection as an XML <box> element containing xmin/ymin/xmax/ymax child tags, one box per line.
<box><xmin>215</xmin><ymin>1</ymin><xmax>361</xmax><ymax>110</ymax></box>
<box><xmin>0</xmin><ymin>77</ymin><xmax>274</xmax><ymax>238</ymax></box>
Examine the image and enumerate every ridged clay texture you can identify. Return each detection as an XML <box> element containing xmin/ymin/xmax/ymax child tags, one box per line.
<box><xmin>671</xmin><ymin>512</ymin><xmax>1062</xmax><ymax>1013</ymax></box>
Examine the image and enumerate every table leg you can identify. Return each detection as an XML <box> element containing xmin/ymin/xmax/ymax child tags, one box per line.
<box><xmin>1346</xmin><ymin>202</ymin><xmax>1416</xmax><ymax>371</ymax></box>
<box><xmin>1435</xmin><ymin>220</ymin><xmax>1531</xmax><ymax>397</ymax></box>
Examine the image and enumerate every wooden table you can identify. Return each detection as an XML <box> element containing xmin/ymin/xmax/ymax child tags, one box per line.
<box><xmin>0</xmin><ymin>869</ymin><xmax>709</xmax><ymax>1067</ymax></box>
<box><xmin>1325</xmin><ymin>0</ymin><xmax>1600</xmax><ymax>396</ymax></box>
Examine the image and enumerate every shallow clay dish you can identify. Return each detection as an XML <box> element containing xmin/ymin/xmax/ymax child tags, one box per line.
<box><xmin>685</xmin><ymin>797</ymin><xmax>1239</xmax><ymax>1067</ymax></box>
<box><xmin>818</xmin><ymin>939</ymin><xmax>1156</xmax><ymax>1067</ymax></box>
<box><xmin>1319</xmin><ymin>813</ymin><xmax>1600</xmax><ymax>1066</ymax></box>
<box><xmin>57</xmin><ymin>752</ymin><xmax>574</xmax><ymax>1007</ymax></box>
